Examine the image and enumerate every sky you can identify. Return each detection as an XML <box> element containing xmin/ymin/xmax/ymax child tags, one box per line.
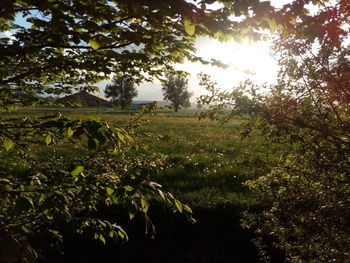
<box><xmin>130</xmin><ymin>35</ymin><xmax>278</xmax><ymax>102</ymax></box>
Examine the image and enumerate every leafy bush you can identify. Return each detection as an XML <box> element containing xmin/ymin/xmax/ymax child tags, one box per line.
<box><xmin>198</xmin><ymin>1</ymin><xmax>350</xmax><ymax>261</ymax></box>
<box><xmin>0</xmin><ymin>105</ymin><xmax>194</xmax><ymax>262</ymax></box>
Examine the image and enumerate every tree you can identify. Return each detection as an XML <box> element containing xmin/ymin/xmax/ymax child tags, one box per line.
<box><xmin>198</xmin><ymin>1</ymin><xmax>350</xmax><ymax>262</ymax></box>
<box><xmin>162</xmin><ymin>74</ymin><xmax>192</xmax><ymax>112</ymax></box>
<box><xmin>105</xmin><ymin>78</ymin><xmax>138</xmax><ymax>109</ymax></box>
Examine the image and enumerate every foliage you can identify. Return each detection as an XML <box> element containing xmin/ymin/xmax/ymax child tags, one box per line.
<box><xmin>1</xmin><ymin>0</ymin><xmax>318</xmax><ymax>106</ymax></box>
<box><xmin>162</xmin><ymin>74</ymin><xmax>192</xmax><ymax>112</ymax></box>
<box><xmin>0</xmin><ymin>105</ymin><xmax>195</xmax><ymax>262</ymax></box>
<box><xmin>105</xmin><ymin>78</ymin><xmax>138</xmax><ymax>109</ymax></box>
<box><xmin>198</xmin><ymin>1</ymin><xmax>350</xmax><ymax>262</ymax></box>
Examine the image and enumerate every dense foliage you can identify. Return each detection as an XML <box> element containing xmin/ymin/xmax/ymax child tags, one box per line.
<box><xmin>0</xmin><ymin>105</ymin><xmax>196</xmax><ymax>262</ymax></box>
<box><xmin>162</xmin><ymin>74</ymin><xmax>192</xmax><ymax>112</ymax></box>
<box><xmin>198</xmin><ymin>1</ymin><xmax>350</xmax><ymax>262</ymax></box>
<box><xmin>105</xmin><ymin>78</ymin><xmax>138</xmax><ymax>109</ymax></box>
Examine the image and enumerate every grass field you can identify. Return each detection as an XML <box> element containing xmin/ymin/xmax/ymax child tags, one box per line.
<box><xmin>3</xmin><ymin>107</ymin><xmax>259</xmax><ymax>208</ymax></box>
<box><xmin>2</xmin><ymin>107</ymin><xmax>275</xmax><ymax>262</ymax></box>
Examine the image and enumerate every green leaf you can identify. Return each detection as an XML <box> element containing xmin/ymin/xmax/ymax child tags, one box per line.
<box><xmin>129</xmin><ymin>212</ymin><xmax>135</xmax><ymax>220</ymax></box>
<box><xmin>141</xmin><ymin>197</ymin><xmax>149</xmax><ymax>213</ymax></box>
<box><xmin>99</xmin><ymin>234</ymin><xmax>106</xmax><ymax>244</ymax></box>
<box><xmin>175</xmin><ymin>200</ymin><xmax>183</xmax><ymax>213</ymax></box>
<box><xmin>106</xmin><ymin>187</ymin><xmax>114</xmax><ymax>195</ymax></box>
<box><xmin>67</xmin><ymin>127</ymin><xmax>74</xmax><ymax>137</ymax></box>
<box><xmin>112</xmin><ymin>194</ymin><xmax>119</xmax><ymax>204</ymax></box>
<box><xmin>3</xmin><ymin>137</ymin><xmax>14</xmax><ymax>151</ymax></box>
<box><xmin>70</xmin><ymin>166</ymin><xmax>84</xmax><ymax>176</ymax></box>
<box><xmin>117</xmin><ymin>230</ymin><xmax>125</xmax><ymax>239</ymax></box>
<box><xmin>183</xmin><ymin>18</ymin><xmax>196</xmax><ymax>35</ymax></box>
<box><xmin>124</xmin><ymin>185</ymin><xmax>133</xmax><ymax>191</ymax></box>
<box><xmin>89</xmin><ymin>39</ymin><xmax>100</xmax><ymax>50</ymax></box>
<box><xmin>117</xmin><ymin>132</ymin><xmax>125</xmax><ymax>141</ymax></box>
<box><xmin>183</xmin><ymin>204</ymin><xmax>193</xmax><ymax>213</ymax></box>
<box><xmin>21</xmin><ymin>226</ymin><xmax>31</xmax><ymax>234</ymax></box>
<box><xmin>45</xmin><ymin>134</ymin><xmax>52</xmax><ymax>145</ymax></box>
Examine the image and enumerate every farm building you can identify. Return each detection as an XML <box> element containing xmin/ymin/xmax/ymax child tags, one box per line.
<box><xmin>57</xmin><ymin>91</ymin><xmax>112</xmax><ymax>107</ymax></box>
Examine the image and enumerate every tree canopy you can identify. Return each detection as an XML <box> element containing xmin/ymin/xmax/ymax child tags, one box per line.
<box><xmin>1</xmin><ymin>0</ymin><xmax>330</xmax><ymax>107</ymax></box>
<box><xmin>0</xmin><ymin>0</ymin><xmax>262</xmax><ymax>108</ymax></box>
<box><xmin>105</xmin><ymin>78</ymin><xmax>138</xmax><ymax>109</ymax></box>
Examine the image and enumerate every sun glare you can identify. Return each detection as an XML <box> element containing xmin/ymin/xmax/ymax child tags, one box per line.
<box><xmin>175</xmin><ymin>38</ymin><xmax>278</xmax><ymax>99</ymax></box>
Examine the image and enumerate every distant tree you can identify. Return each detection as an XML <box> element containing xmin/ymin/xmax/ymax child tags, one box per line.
<box><xmin>162</xmin><ymin>74</ymin><xmax>192</xmax><ymax>112</ymax></box>
<box><xmin>105</xmin><ymin>78</ymin><xmax>138</xmax><ymax>109</ymax></box>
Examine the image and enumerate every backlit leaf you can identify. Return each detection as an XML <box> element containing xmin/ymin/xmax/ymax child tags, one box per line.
<box><xmin>141</xmin><ymin>197</ymin><xmax>149</xmax><ymax>212</ymax></box>
<box><xmin>45</xmin><ymin>134</ymin><xmax>52</xmax><ymax>145</ymax></box>
<box><xmin>71</xmin><ymin>166</ymin><xmax>84</xmax><ymax>176</ymax></box>
<box><xmin>117</xmin><ymin>132</ymin><xmax>125</xmax><ymax>141</ymax></box>
<box><xmin>183</xmin><ymin>18</ymin><xmax>196</xmax><ymax>35</ymax></box>
<box><xmin>67</xmin><ymin>127</ymin><xmax>74</xmax><ymax>137</ymax></box>
<box><xmin>99</xmin><ymin>234</ymin><xmax>106</xmax><ymax>244</ymax></box>
<box><xmin>106</xmin><ymin>187</ymin><xmax>114</xmax><ymax>195</ymax></box>
<box><xmin>183</xmin><ymin>204</ymin><xmax>193</xmax><ymax>213</ymax></box>
<box><xmin>175</xmin><ymin>200</ymin><xmax>183</xmax><ymax>213</ymax></box>
<box><xmin>89</xmin><ymin>39</ymin><xmax>100</xmax><ymax>50</ymax></box>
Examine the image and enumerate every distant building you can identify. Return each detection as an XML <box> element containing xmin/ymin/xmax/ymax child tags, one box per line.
<box><xmin>57</xmin><ymin>91</ymin><xmax>112</xmax><ymax>107</ymax></box>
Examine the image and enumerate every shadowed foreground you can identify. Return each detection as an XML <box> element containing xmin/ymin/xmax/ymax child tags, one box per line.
<box><xmin>41</xmin><ymin>205</ymin><xmax>283</xmax><ymax>263</ymax></box>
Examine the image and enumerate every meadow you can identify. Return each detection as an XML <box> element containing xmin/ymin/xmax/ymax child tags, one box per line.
<box><xmin>1</xmin><ymin>107</ymin><xmax>279</xmax><ymax>263</ymax></box>
<box><xmin>4</xmin><ymin>107</ymin><xmax>260</xmax><ymax>208</ymax></box>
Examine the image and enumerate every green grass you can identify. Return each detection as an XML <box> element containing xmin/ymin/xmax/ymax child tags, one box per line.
<box><xmin>130</xmin><ymin>116</ymin><xmax>260</xmax><ymax>208</ymax></box>
<box><xmin>2</xmin><ymin>107</ymin><xmax>260</xmax><ymax>209</ymax></box>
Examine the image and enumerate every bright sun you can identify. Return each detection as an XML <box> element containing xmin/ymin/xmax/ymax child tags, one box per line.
<box><xmin>176</xmin><ymin>38</ymin><xmax>278</xmax><ymax>98</ymax></box>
